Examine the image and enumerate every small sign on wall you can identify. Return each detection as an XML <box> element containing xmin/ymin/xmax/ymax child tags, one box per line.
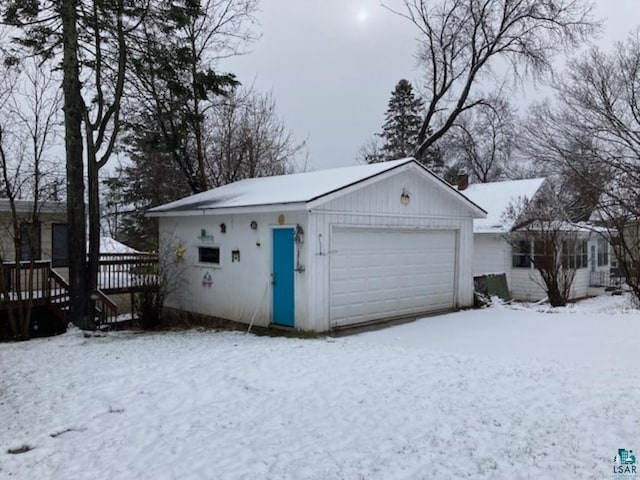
<box><xmin>202</xmin><ymin>271</ymin><xmax>213</xmax><ymax>287</ymax></box>
<box><xmin>197</xmin><ymin>229</ymin><xmax>215</xmax><ymax>243</ymax></box>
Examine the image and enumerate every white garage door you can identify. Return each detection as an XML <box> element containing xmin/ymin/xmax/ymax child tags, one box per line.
<box><xmin>330</xmin><ymin>228</ymin><xmax>457</xmax><ymax>327</ymax></box>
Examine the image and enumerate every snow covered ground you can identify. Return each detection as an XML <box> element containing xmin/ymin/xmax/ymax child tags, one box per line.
<box><xmin>1</xmin><ymin>294</ymin><xmax>639</xmax><ymax>479</ymax></box>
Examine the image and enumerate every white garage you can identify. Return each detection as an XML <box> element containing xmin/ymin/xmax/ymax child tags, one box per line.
<box><xmin>149</xmin><ymin>158</ymin><xmax>485</xmax><ymax>332</ymax></box>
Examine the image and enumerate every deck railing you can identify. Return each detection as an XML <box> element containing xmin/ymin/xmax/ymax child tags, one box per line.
<box><xmin>97</xmin><ymin>253</ymin><xmax>159</xmax><ymax>293</ymax></box>
<box><xmin>95</xmin><ymin>289</ymin><xmax>118</xmax><ymax>326</ymax></box>
<box><xmin>0</xmin><ymin>261</ymin><xmax>52</xmax><ymax>306</ymax></box>
<box><xmin>2</xmin><ymin>254</ymin><xmax>159</xmax><ymax>326</ymax></box>
<box><xmin>47</xmin><ymin>268</ymin><xmax>70</xmax><ymax>321</ymax></box>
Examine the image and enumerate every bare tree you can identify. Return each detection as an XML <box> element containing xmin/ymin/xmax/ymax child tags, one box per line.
<box><xmin>358</xmin><ymin>78</ymin><xmax>444</xmax><ymax>170</ymax></box>
<box><xmin>356</xmin><ymin>136</ymin><xmax>385</xmax><ymax>164</ymax></box>
<box><xmin>78</xmin><ymin>0</ymin><xmax>145</xmax><ymax>329</ymax></box>
<box><xmin>522</xmin><ymin>31</ymin><xmax>640</xmax><ymax>302</ymax></box>
<box><xmin>503</xmin><ymin>188</ymin><xmax>581</xmax><ymax>307</ymax></box>
<box><xmin>522</xmin><ymin>109</ymin><xmax>608</xmax><ymax>222</ymax></box>
<box><xmin>0</xmin><ymin>59</ymin><xmax>63</xmax><ymax>339</ymax></box>
<box><xmin>134</xmin><ymin>231</ymin><xmax>188</xmax><ymax>329</ymax></box>
<box><xmin>385</xmin><ymin>0</ymin><xmax>599</xmax><ymax>159</ymax></box>
<box><xmin>445</xmin><ymin>95</ymin><xmax>515</xmax><ymax>183</ymax></box>
<box><xmin>204</xmin><ymin>88</ymin><xmax>304</xmax><ymax>186</ymax></box>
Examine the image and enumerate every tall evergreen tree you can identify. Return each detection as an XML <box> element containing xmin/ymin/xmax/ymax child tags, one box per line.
<box><xmin>379</xmin><ymin>79</ymin><xmax>423</xmax><ymax>160</ymax></box>
<box><xmin>128</xmin><ymin>0</ymin><xmax>257</xmax><ymax>194</ymax></box>
<box><xmin>370</xmin><ymin>79</ymin><xmax>443</xmax><ymax>171</ymax></box>
<box><xmin>103</xmin><ymin>124</ymin><xmax>192</xmax><ymax>252</ymax></box>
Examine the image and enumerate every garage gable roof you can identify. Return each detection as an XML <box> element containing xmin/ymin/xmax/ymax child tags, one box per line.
<box><xmin>148</xmin><ymin>158</ymin><xmax>486</xmax><ymax>216</ymax></box>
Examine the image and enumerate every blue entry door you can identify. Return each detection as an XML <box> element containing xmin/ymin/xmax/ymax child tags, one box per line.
<box><xmin>272</xmin><ymin>228</ymin><xmax>295</xmax><ymax>327</ymax></box>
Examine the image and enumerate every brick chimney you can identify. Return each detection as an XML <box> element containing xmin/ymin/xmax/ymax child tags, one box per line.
<box><xmin>457</xmin><ymin>173</ymin><xmax>469</xmax><ymax>191</ymax></box>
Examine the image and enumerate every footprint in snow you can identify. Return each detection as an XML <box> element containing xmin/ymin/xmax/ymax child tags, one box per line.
<box><xmin>50</xmin><ymin>427</ymin><xmax>87</xmax><ymax>438</ymax></box>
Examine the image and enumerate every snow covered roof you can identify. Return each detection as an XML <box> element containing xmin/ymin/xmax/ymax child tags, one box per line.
<box><xmin>462</xmin><ymin>178</ymin><xmax>547</xmax><ymax>233</ymax></box>
<box><xmin>148</xmin><ymin>159</ymin><xmax>485</xmax><ymax>216</ymax></box>
<box><xmin>98</xmin><ymin>237</ymin><xmax>139</xmax><ymax>254</ymax></box>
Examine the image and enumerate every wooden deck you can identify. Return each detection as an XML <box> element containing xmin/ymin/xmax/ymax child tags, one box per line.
<box><xmin>1</xmin><ymin>253</ymin><xmax>159</xmax><ymax>327</ymax></box>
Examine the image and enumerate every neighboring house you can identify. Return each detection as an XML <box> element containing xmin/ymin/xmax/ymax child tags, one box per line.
<box><xmin>0</xmin><ymin>199</ymin><xmax>69</xmax><ymax>269</ymax></box>
<box><xmin>148</xmin><ymin>158</ymin><xmax>486</xmax><ymax>332</ymax></box>
<box><xmin>0</xmin><ymin>199</ymin><xmax>138</xmax><ymax>271</ymax></box>
<box><xmin>1</xmin><ymin>198</ymin><xmax>152</xmax><ymax>335</ymax></box>
<box><xmin>461</xmin><ymin>178</ymin><xmax>612</xmax><ymax>301</ymax></box>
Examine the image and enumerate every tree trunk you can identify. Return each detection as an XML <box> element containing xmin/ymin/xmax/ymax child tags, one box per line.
<box><xmin>87</xmin><ymin>148</ymin><xmax>100</xmax><ymax>321</ymax></box>
<box><xmin>61</xmin><ymin>0</ymin><xmax>92</xmax><ymax>330</ymax></box>
<box><xmin>547</xmin><ymin>286</ymin><xmax>567</xmax><ymax>307</ymax></box>
<box><xmin>0</xmin><ymin>264</ymin><xmax>18</xmax><ymax>339</ymax></box>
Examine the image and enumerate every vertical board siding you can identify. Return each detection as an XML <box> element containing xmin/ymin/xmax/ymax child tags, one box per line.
<box><xmin>317</xmin><ymin>169</ymin><xmax>472</xmax><ymax>219</ymax></box>
<box><xmin>473</xmin><ymin>235</ymin><xmax>511</xmax><ymax>273</ymax></box>
<box><xmin>160</xmin><ymin>211</ymin><xmax>310</xmax><ymax>330</ymax></box>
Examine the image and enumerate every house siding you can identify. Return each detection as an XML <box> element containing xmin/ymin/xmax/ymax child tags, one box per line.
<box><xmin>473</xmin><ymin>234</ymin><xmax>512</xmax><ymax>288</ymax></box>
<box><xmin>571</xmin><ymin>269</ymin><xmax>590</xmax><ymax>299</ymax></box>
<box><xmin>484</xmin><ymin>234</ymin><xmax>600</xmax><ymax>302</ymax></box>
<box><xmin>0</xmin><ymin>211</ymin><xmax>67</xmax><ymax>263</ymax></box>
<box><xmin>510</xmin><ymin>268</ymin><xmax>547</xmax><ymax>301</ymax></box>
<box><xmin>509</xmin><ymin>265</ymin><xmax>591</xmax><ymax>302</ymax></box>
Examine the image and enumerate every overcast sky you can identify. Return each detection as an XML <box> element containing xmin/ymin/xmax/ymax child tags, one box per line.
<box><xmin>223</xmin><ymin>0</ymin><xmax>640</xmax><ymax>171</ymax></box>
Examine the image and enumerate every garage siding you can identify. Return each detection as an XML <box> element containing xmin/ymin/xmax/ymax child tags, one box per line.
<box><xmin>160</xmin><ymin>211</ymin><xmax>311</xmax><ymax>330</ymax></box>
<box><xmin>305</xmin><ymin>168</ymin><xmax>477</xmax><ymax>331</ymax></box>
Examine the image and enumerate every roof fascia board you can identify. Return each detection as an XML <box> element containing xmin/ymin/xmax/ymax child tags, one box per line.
<box><xmin>474</xmin><ymin>229</ymin><xmax>508</xmax><ymax>234</ymax></box>
<box><xmin>0</xmin><ymin>199</ymin><xmax>67</xmax><ymax>214</ymax></box>
<box><xmin>147</xmin><ymin>202</ymin><xmax>306</xmax><ymax>218</ymax></box>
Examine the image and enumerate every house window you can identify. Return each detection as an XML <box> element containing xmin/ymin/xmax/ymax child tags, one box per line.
<box><xmin>52</xmin><ymin>224</ymin><xmax>69</xmax><ymax>268</ymax></box>
<box><xmin>563</xmin><ymin>239</ymin><xmax>588</xmax><ymax>269</ymax></box>
<box><xmin>576</xmin><ymin>240</ymin><xmax>588</xmax><ymax>268</ymax></box>
<box><xmin>533</xmin><ymin>240</ymin><xmax>555</xmax><ymax>270</ymax></box>
<box><xmin>198</xmin><ymin>246</ymin><xmax>220</xmax><ymax>265</ymax></box>
<box><xmin>512</xmin><ymin>240</ymin><xmax>532</xmax><ymax>268</ymax></box>
<box><xmin>19</xmin><ymin>222</ymin><xmax>41</xmax><ymax>261</ymax></box>
<box><xmin>597</xmin><ymin>238</ymin><xmax>609</xmax><ymax>266</ymax></box>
